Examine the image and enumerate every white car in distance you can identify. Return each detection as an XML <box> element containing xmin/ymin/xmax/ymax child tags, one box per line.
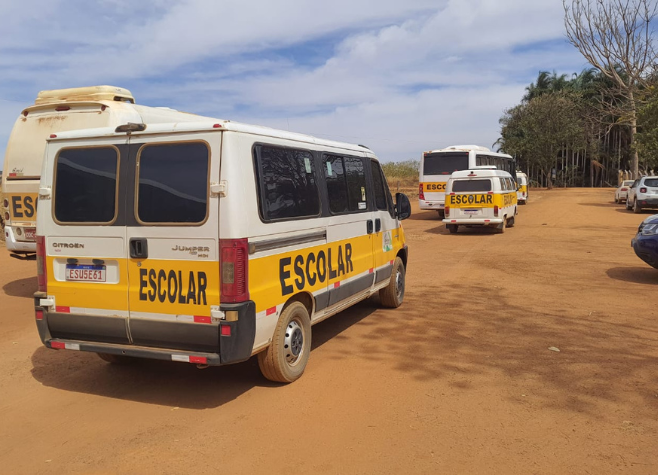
<box><xmin>615</xmin><ymin>180</ymin><xmax>635</xmax><ymax>203</ymax></box>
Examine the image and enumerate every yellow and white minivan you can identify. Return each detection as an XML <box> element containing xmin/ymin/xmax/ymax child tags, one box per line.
<box><xmin>34</xmin><ymin>118</ymin><xmax>411</xmax><ymax>383</ymax></box>
<box><xmin>419</xmin><ymin>145</ymin><xmax>515</xmax><ymax>218</ymax></box>
<box><xmin>516</xmin><ymin>171</ymin><xmax>529</xmax><ymax>205</ymax></box>
<box><xmin>2</xmin><ymin>86</ymin><xmax>208</xmax><ymax>256</ymax></box>
<box><xmin>443</xmin><ymin>169</ymin><xmax>518</xmax><ymax>233</ymax></box>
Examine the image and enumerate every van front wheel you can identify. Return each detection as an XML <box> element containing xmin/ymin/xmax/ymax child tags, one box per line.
<box><xmin>380</xmin><ymin>257</ymin><xmax>405</xmax><ymax>308</ymax></box>
<box><xmin>257</xmin><ymin>301</ymin><xmax>312</xmax><ymax>383</ymax></box>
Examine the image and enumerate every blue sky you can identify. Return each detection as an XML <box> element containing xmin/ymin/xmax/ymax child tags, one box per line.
<box><xmin>0</xmin><ymin>0</ymin><xmax>588</xmax><ymax>167</ymax></box>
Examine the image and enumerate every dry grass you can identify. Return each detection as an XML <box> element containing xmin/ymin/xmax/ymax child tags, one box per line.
<box><xmin>382</xmin><ymin>160</ymin><xmax>419</xmax><ymax>199</ymax></box>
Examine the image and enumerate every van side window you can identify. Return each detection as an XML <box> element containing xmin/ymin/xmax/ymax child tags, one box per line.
<box><xmin>324</xmin><ymin>155</ymin><xmax>368</xmax><ymax>214</ymax></box>
<box><xmin>499</xmin><ymin>177</ymin><xmax>507</xmax><ymax>190</ymax></box>
<box><xmin>136</xmin><ymin>142</ymin><xmax>209</xmax><ymax>224</ymax></box>
<box><xmin>370</xmin><ymin>160</ymin><xmax>389</xmax><ymax>211</ymax></box>
<box><xmin>254</xmin><ymin>145</ymin><xmax>320</xmax><ymax>222</ymax></box>
<box><xmin>54</xmin><ymin>147</ymin><xmax>118</xmax><ymax>224</ymax></box>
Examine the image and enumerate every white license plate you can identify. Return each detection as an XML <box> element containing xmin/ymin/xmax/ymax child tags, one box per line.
<box><xmin>464</xmin><ymin>209</ymin><xmax>481</xmax><ymax>215</ymax></box>
<box><xmin>65</xmin><ymin>265</ymin><xmax>106</xmax><ymax>282</ymax></box>
<box><xmin>24</xmin><ymin>227</ymin><xmax>36</xmax><ymax>240</ymax></box>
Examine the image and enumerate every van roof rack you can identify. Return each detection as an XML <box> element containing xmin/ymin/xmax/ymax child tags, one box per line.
<box><xmin>35</xmin><ymin>85</ymin><xmax>135</xmax><ymax>105</ymax></box>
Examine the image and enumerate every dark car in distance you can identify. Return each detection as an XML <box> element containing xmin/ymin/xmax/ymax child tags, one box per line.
<box><xmin>631</xmin><ymin>214</ymin><xmax>658</xmax><ymax>269</ymax></box>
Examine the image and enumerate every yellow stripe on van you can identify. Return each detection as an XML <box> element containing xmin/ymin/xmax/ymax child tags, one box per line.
<box><xmin>421</xmin><ymin>182</ymin><xmax>447</xmax><ymax>192</ymax></box>
<box><xmin>250</xmin><ymin>228</ymin><xmax>405</xmax><ymax>313</ymax></box>
<box><xmin>447</xmin><ymin>192</ymin><xmax>517</xmax><ymax>208</ymax></box>
<box><xmin>7</xmin><ymin>193</ymin><xmax>38</xmax><ymax>222</ymax></box>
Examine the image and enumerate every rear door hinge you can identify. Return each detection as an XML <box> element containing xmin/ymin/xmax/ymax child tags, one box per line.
<box><xmin>210</xmin><ymin>181</ymin><xmax>227</xmax><ymax>197</ymax></box>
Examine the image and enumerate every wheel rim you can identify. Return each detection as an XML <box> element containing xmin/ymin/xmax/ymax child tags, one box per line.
<box><xmin>395</xmin><ymin>267</ymin><xmax>405</xmax><ymax>302</ymax></box>
<box><xmin>284</xmin><ymin>320</ymin><xmax>305</xmax><ymax>366</ymax></box>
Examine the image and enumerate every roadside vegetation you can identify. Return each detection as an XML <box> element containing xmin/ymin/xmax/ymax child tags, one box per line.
<box><xmin>382</xmin><ymin>160</ymin><xmax>419</xmax><ymax>197</ymax></box>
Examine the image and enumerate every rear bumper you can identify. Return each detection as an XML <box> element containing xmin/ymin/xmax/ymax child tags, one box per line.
<box><xmin>4</xmin><ymin>225</ymin><xmax>36</xmax><ymax>253</ymax></box>
<box><xmin>34</xmin><ymin>293</ymin><xmax>256</xmax><ymax>366</ymax></box>
<box><xmin>419</xmin><ymin>200</ymin><xmax>444</xmax><ymax>210</ymax></box>
<box><xmin>443</xmin><ymin>218</ymin><xmax>503</xmax><ymax>225</ymax></box>
<box><xmin>636</xmin><ymin>197</ymin><xmax>658</xmax><ymax>208</ymax></box>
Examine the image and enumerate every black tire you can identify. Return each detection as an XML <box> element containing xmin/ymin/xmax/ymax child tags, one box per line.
<box><xmin>615</xmin><ymin>196</ymin><xmax>619</xmax><ymax>204</ymax></box>
<box><xmin>257</xmin><ymin>301</ymin><xmax>312</xmax><ymax>383</ymax></box>
<box><xmin>447</xmin><ymin>224</ymin><xmax>459</xmax><ymax>234</ymax></box>
<box><xmin>508</xmin><ymin>215</ymin><xmax>515</xmax><ymax>228</ymax></box>
<box><xmin>633</xmin><ymin>200</ymin><xmax>642</xmax><ymax>214</ymax></box>
<box><xmin>626</xmin><ymin>198</ymin><xmax>632</xmax><ymax>210</ymax></box>
<box><xmin>380</xmin><ymin>257</ymin><xmax>405</xmax><ymax>308</ymax></box>
<box><xmin>495</xmin><ymin>217</ymin><xmax>506</xmax><ymax>234</ymax></box>
<box><xmin>437</xmin><ymin>210</ymin><xmax>445</xmax><ymax>219</ymax></box>
<box><xmin>97</xmin><ymin>353</ymin><xmax>134</xmax><ymax>365</ymax></box>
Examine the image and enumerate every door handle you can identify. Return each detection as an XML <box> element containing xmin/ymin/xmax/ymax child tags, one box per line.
<box><xmin>367</xmin><ymin>220</ymin><xmax>374</xmax><ymax>234</ymax></box>
<box><xmin>375</xmin><ymin>219</ymin><xmax>381</xmax><ymax>233</ymax></box>
<box><xmin>130</xmin><ymin>238</ymin><xmax>149</xmax><ymax>259</ymax></box>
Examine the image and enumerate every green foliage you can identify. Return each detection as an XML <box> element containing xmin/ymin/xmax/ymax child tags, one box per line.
<box><xmin>381</xmin><ymin>160</ymin><xmax>419</xmax><ymax>179</ymax></box>
<box><xmin>634</xmin><ymin>86</ymin><xmax>658</xmax><ymax>172</ymax></box>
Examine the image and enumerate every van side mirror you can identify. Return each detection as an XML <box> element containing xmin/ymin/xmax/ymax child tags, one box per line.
<box><xmin>395</xmin><ymin>193</ymin><xmax>411</xmax><ymax>220</ymax></box>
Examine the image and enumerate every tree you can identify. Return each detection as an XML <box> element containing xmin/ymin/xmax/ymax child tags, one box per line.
<box><xmin>499</xmin><ymin>92</ymin><xmax>585</xmax><ymax>188</ymax></box>
<box><xmin>563</xmin><ymin>0</ymin><xmax>658</xmax><ymax>178</ymax></box>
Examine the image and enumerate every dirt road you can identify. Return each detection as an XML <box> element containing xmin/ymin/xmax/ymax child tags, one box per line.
<box><xmin>1</xmin><ymin>188</ymin><xmax>657</xmax><ymax>475</ymax></box>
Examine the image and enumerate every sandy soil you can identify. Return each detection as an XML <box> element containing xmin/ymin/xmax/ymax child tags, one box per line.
<box><xmin>0</xmin><ymin>188</ymin><xmax>657</xmax><ymax>475</ymax></box>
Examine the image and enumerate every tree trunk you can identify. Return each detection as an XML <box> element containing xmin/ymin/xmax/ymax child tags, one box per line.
<box><xmin>629</xmin><ymin>90</ymin><xmax>639</xmax><ymax>179</ymax></box>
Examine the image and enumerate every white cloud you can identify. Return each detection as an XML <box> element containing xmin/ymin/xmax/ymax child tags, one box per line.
<box><xmin>0</xmin><ymin>0</ymin><xmax>586</xmax><ymax>166</ymax></box>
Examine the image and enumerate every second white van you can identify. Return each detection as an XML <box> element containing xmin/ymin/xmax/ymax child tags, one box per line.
<box><xmin>443</xmin><ymin>169</ymin><xmax>518</xmax><ymax>233</ymax></box>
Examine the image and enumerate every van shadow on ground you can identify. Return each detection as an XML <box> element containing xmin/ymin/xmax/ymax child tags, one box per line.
<box><xmin>606</xmin><ymin>266</ymin><xmax>658</xmax><ymax>285</ymax></box>
<box><xmin>29</xmin><ymin>299</ymin><xmax>377</xmax><ymax>410</ymax></box>
<box><xmin>3</xmin><ymin>276</ymin><xmax>37</xmax><ymax>298</ymax></box>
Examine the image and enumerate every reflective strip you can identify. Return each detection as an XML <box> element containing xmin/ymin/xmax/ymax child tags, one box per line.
<box><xmin>266</xmin><ymin>306</ymin><xmax>277</xmax><ymax>316</ymax></box>
<box><xmin>55</xmin><ymin>306</ymin><xmax>70</xmax><ymax>313</ymax></box>
<box><xmin>172</xmin><ymin>355</ymin><xmax>190</xmax><ymax>362</ymax></box>
<box><xmin>193</xmin><ymin>316</ymin><xmax>211</xmax><ymax>324</ymax></box>
<box><xmin>51</xmin><ymin>341</ymin><xmax>65</xmax><ymax>349</ymax></box>
<box><xmin>171</xmin><ymin>354</ymin><xmax>207</xmax><ymax>364</ymax></box>
<box><xmin>65</xmin><ymin>343</ymin><xmax>80</xmax><ymax>351</ymax></box>
<box><xmin>333</xmin><ymin>282</ymin><xmax>340</xmax><ymax>288</ymax></box>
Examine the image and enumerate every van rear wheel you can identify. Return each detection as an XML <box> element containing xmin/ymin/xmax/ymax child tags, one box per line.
<box><xmin>97</xmin><ymin>353</ymin><xmax>134</xmax><ymax>365</ymax></box>
<box><xmin>380</xmin><ymin>257</ymin><xmax>405</xmax><ymax>308</ymax></box>
<box><xmin>447</xmin><ymin>224</ymin><xmax>459</xmax><ymax>234</ymax></box>
<box><xmin>634</xmin><ymin>200</ymin><xmax>642</xmax><ymax>214</ymax></box>
<box><xmin>495</xmin><ymin>218</ymin><xmax>506</xmax><ymax>234</ymax></box>
<box><xmin>257</xmin><ymin>301</ymin><xmax>312</xmax><ymax>383</ymax></box>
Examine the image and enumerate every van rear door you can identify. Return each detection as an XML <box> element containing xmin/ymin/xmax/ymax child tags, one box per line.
<box><xmin>125</xmin><ymin>135</ymin><xmax>221</xmax><ymax>353</ymax></box>
<box><xmin>46</xmin><ymin>140</ymin><xmax>131</xmax><ymax>344</ymax></box>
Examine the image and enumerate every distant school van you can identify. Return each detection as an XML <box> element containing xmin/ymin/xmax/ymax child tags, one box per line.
<box><xmin>443</xmin><ymin>168</ymin><xmax>518</xmax><ymax>233</ymax></box>
<box><xmin>34</xmin><ymin>117</ymin><xmax>411</xmax><ymax>383</ymax></box>
<box><xmin>516</xmin><ymin>171</ymin><xmax>529</xmax><ymax>205</ymax></box>
<box><xmin>2</xmin><ymin>85</ymin><xmax>208</xmax><ymax>256</ymax></box>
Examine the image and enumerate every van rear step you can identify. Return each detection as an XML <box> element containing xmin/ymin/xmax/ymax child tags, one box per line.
<box><xmin>45</xmin><ymin>339</ymin><xmax>220</xmax><ymax>365</ymax></box>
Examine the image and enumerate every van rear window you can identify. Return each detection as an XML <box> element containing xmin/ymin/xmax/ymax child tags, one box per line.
<box><xmin>255</xmin><ymin>145</ymin><xmax>320</xmax><ymax>221</ymax></box>
<box><xmin>54</xmin><ymin>147</ymin><xmax>118</xmax><ymax>223</ymax></box>
<box><xmin>423</xmin><ymin>152</ymin><xmax>469</xmax><ymax>175</ymax></box>
<box><xmin>137</xmin><ymin>142</ymin><xmax>209</xmax><ymax>224</ymax></box>
<box><xmin>451</xmin><ymin>179</ymin><xmax>492</xmax><ymax>192</ymax></box>
<box><xmin>645</xmin><ymin>178</ymin><xmax>658</xmax><ymax>187</ymax></box>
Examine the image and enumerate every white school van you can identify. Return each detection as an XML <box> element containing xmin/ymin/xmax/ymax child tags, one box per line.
<box><xmin>443</xmin><ymin>169</ymin><xmax>518</xmax><ymax>233</ymax></box>
<box><xmin>419</xmin><ymin>145</ymin><xmax>515</xmax><ymax>218</ymax></box>
<box><xmin>1</xmin><ymin>86</ymin><xmax>207</xmax><ymax>256</ymax></box>
<box><xmin>516</xmin><ymin>172</ymin><xmax>529</xmax><ymax>205</ymax></box>
<box><xmin>34</xmin><ymin>118</ymin><xmax>411</xmax><ymax>383</ymax></box>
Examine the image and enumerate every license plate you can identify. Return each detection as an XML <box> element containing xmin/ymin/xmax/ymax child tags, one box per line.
<box><xmin>464</xmin><ymin>209</ymin><xmax>481</xmax><ymax>215</ymax></box>
<box><xmin>24</xmin><ymin>227</ymin><xmax>36</xmax><ymax>240</ymax></box>
<box><xmin>65</xmin><ymin>265</ymin><xmax>106</xmax><ymax>282</ymax></box>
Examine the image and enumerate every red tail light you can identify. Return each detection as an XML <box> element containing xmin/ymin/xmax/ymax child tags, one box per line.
<box><xmin>494</xmin><ymin>205</ymin><xmax>499</xmax><ymax>217</ymax></box>
<box><xmin>36</xmin><ymin>235</ymin><xmax>47</xmax><ymax>292</ymax></box>
<box><xmin>621</xmin><ymin>187</ymin><xmax>628</xmax><ymax>191</ymax></box>
<box><xmin>640</xmin><ymin>187</ymin><xmax>647</xmax><ymax>193</ymax></box>
<box><xmin>418</xmin><ymin>184</ymin><xmax>425</xmax><ymax>201</ymax></box>
<box><xmin>220</xmin><ymin>239</ymin><xmax>249</xmax><ymax>303</ymax></box>
<box><xmin>444</xmin><ymin>205</ymin><xmax>450</xmax><ymax>216</ymax></box>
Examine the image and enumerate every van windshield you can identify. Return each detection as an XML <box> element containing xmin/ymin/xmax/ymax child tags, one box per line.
<box><xmin>452</xmin><ymin>179</ymin><xmax>492</xmax><ymax>192</ymax></box>
<box><xmin>423</xmin><ymin>152</ymin><xmax>468</xmax><ymax>175</ymax></box>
